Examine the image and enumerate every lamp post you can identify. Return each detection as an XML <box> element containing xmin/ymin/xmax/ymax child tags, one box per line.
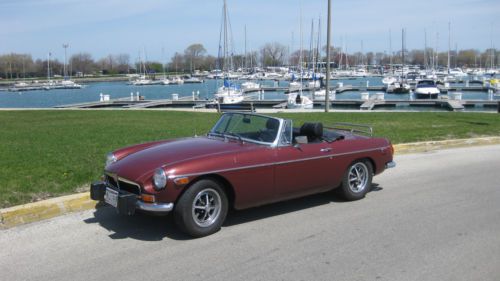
<box><xmin>325</xmin><ymin>0</ymin><xmax>331</xmax><ymax>112</ymax></box>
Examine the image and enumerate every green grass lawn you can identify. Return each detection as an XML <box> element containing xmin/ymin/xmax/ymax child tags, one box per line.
<box><xmin>1</xmin><ymin>110</ymin><xmax>500</xmax><ymax>208</ymax></box>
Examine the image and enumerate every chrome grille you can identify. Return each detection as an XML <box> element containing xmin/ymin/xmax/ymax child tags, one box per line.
<box><xmin>105</xmin><ymin>174</ymin><xmax>141</xmax><ymax>196</ymax></box>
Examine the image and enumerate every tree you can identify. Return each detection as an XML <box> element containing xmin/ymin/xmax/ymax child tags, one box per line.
<box><xmin>366</xmin><ymin>52</ymin><xmax>374</xmax><ymax>65</ymax></box>
<box><xmin>115</xmin><ymin>54</ymin><xmax>130</xmax><ymax>74</ymax></box>
<box><xmin>184</xmin><ymin>43</ymin><xmax>207</xmax><ymax>72</ymax></box>
<box><xmin>261</xmin><ymin>42</ymin><xmax>287</xmax><ymax>67</ymax></box>
<box><xmin>70</xmin><ymin>53</ymin><xmax>95</xmax><ymax>76</ymax></box>
<box><xmin>0</xmin><ymin>53</ymin><xmax>35</xmax><ymax>79</ymax></box>
<box><xmin>200</xmin><ymin>55</ymin><xmax>217</xmax><ymax>71</ymax></box>
<box><xmin>169</xmin><ymin>52</ymin><xmax>184</xmax><ymax>73</ymax></box>
<box><xmin>409</xmin><ymin>50</ymin><xmax>424</xmax><ymax>66</ymax></box>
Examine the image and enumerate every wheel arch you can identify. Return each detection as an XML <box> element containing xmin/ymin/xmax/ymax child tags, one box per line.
<box><xmin>361</xmin><ymin>157</ymin><xmax>376</xmax><ymax>174</ymax></box>
<box><xmin>176</xmin><ymin>174</ymin><xmax>236</xmax><ymax>209</ymax></box>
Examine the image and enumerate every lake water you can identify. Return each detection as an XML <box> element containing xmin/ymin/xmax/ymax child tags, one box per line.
<box><xmin>0</xmin><ymin>77</ymin><xmax>497</xmax><ymax>109</ymax></box>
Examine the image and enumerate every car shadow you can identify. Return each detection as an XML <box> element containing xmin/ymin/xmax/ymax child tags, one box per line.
<box><xmin>84</xmin><ymin>183</ymin><xmax>382</xmax><ymax>241</ymax></box>
<box><xmin>224</xmin><ymin>183</ymin><xmax>382</xmax><ymax>227</ymax></box>
<box><xmin>83</xmin><ymin>206</ymin><xmax>189</xmax><ymax>241</ymax></box>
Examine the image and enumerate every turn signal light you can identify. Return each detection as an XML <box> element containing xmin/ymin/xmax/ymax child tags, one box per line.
<box><xmin>174</xmin><ymin>177</ymin><xmax>190</xmax><ymax>186</ymax></box>
<box><xmin>141</xmin><ymin>194</ymin><xmax>156</xmax><ymax>203</ymax></box>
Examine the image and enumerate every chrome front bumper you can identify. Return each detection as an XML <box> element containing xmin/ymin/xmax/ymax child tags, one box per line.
<box><xmin>90</xmin><ymin>181</ymin><xmax>174</xmax><ymax>215</ymax></box>
<box><xmin>385</xmin><ymin>161</ymin><xmax>396</xmax><ymax>169</ymax></box>
<box><xmin>136</xmin><ymin>201</ymin><xmax>174</xmax><ymax>213</ymax></box>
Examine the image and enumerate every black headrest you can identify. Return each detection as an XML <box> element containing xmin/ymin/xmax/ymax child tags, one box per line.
<box><xmin>266</xmin><ymin>118</ymin><xmax>279</xmax><ymax>130</ymax></box>
<box><xmin>300</xmin><ymin>122</ymin><xmax>323</xmax><ymax>139</ymax></box>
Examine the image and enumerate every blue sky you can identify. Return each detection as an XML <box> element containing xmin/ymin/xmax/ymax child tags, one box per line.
<box><xmin>0</xmin><ymin>0</ymin><xmax>498</xmax><ymax>62</ymax></box>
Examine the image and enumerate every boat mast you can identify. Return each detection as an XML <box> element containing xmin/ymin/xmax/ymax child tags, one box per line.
<box><xmin>361</xmin><ymin>40</ymin><xmax>364</xmax><ymax>69</ymax></box>
<box><xmin>435</xmin><ymin>32</ymin><xmax>439</xmax><ymax>70</ymax></box>
<box><xmin>22</xmin><ymin>57</ymin><xmax>25</xmax><ymax>82</ymax></box>
<box><xmin>490</xmin><ymin>24</ymin><xmax>494</xmax><ymax>70</ymax></box>
<box><xmin>424</xmin><ymin>29</ymin><xmax>428</xmax><ymax>70</ymax></box>
<box><xmin>299</xmin><ymin>1</ymin><xmax>303</xmax><ymax>95</ymax></box>
<box><xmin>401</xmin><ymin>29</ymin><xmax>405</xmax><ymax>77</ymax></box>
<box><xmin>161</xmin><ymin>46</ymin><xmax>166</xmax><ymax>79</ymax></box>
<box><xmin>244</xmin><ymin>25</ymin><xmax>247</xmax><ymax>70</ymax></box>
<box><xmin>309</xmin><ymin>19</ymin><xmax>315</xmax><ymax>75</ymax></box>
<box><xmin>325</xmin><ymin>0</ymin><xmax>331</xmax><ymax>112</ymax></box>
<box><xmin>447</xmin><ymin>22</ymin><xmax>451</xmax><ymax>74</ymax></box>
<box><xmin>316</xmin><ymin>17</ymin><xmax>321</xmax><ymax>73</ymax></box>
<box><xmin>47</xmin><ymin>52</ymin><xmax>51</xmax><ymax>82</ymax></box>
<box><xmin>63</xmin><ymin>43</ymin><xmax>69</xmax><ymax>80</ymax></box>
<box><xmin>338</xmin><ymin>37</ymin><xmax>343</xmax><ymax>70</ymax></box>
<box><xmin>290</xmin><ymin>31</ymin><xmax>294</xmax><ymax>68</ymax></box>
<box><xmin>389</xmin><ymin>29</ymin><xmax>392</xmax><ymax>74</ymax></box>
<box><xmin>223</xmin><ymin>0</ymin><xmax>228</xmax><ymax>74</ymax></box>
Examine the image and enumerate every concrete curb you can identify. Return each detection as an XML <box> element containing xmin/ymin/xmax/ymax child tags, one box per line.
<box><xmin>393</xmin><ymin>136</ymin><xmax>500</xmax><ymax>154</ymax></box>
<box><xmin>2</xmin><ymin>136</ymin><xmax>500</xmax><ymax>229</ymax></box>
<box><xmin>0</xmin><ymin>193</ymin><xmax>97</xmax><ymax>229</ymax></box>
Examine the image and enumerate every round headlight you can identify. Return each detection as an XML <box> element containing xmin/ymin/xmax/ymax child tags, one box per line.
<box><xmin>153</xmin><ymin>168</ymin><xmax>167</xmax><ymax>191</ymax></box>
<box><xmin>105</xmin><ymin>153</ymin><xmax>117</xmax><ymax>167</ymax></box>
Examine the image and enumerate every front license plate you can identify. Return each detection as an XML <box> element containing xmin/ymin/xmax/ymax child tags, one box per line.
<box><xmin>104</xmin><ymin>188</ymin><xmax>118</xmax><ymax>208</ymax></box>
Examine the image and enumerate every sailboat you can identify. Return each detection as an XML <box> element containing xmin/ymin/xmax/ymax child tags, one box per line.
<box><xmin>386</xmin><ymin>29</ymin><xmax>410</xmax><ymax>94</ymax></box>
<box><xmin>213</xmin><ymin>0</ymin><xmax>244</xmax><ymax>104</ymax></box>
<box><xmin>57</xmin><ymin>44</ymin><xmax>83</xmax><ymax>89</ymax></box>
<box><xmin>287</xmin><ymin>8</ymin><xmax>313</xmax><ymax>109</ymax></box>
<box><xmin>132</xmin><ymin>51</ymin><xmax>154</xmax><ymax>86</ymax></box>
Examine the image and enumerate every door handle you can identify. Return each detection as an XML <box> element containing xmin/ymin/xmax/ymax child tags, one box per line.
<box><xmin>320</xmin><ymin>148</ymin><xmax>332</xmax><ymax>152</ymax></box>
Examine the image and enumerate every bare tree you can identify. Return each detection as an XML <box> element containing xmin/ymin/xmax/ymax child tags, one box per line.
<box><xmin>184</xmin><ymin>43</ymin><xmax>207</xmax><ymax>72</ymax></box>
<box><xmin>69</xmin><ymin>53</ymin><xmax>95</xmax><ymax>76</ymax></box>
<box><xmin>169</xmin><ymin>52</ymin><xmax>184</xmax><ymax>73</ymax></box>
<box><xmin>261</xmin><ymin>42</ymin><xmax>287</xmax><ymax>66</ymax></box>
<box><xmin>0</xmin><ymin>53</ymin><xmax>35</xmax><ymax>79</ymax></box>
<box><xmin>115</xmin><ymin>54</ymin><xmax>130</xmax><ymax>74</ymax></box>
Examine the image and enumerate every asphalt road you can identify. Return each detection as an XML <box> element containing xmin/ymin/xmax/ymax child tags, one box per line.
<box><xmin>1</xmin><ymin>145</ymin><xmax>500</xmax><ymax>281</ymax></box>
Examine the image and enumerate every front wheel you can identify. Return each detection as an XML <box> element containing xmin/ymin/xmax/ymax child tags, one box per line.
<box><xmin>174</xmin><ymin>179</ymin><xmax>228</xmax><ymax>237</ymax></box>
<box><xmin>339</xmin><ymin>160</ymin><xmax>373</xmax><ymax>201</ymax></box>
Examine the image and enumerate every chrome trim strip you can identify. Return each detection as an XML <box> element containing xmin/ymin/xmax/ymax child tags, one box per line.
<box><xmin>136</xmin><ymin>201</ymin><xmax>174</xmax><ymax>213</ymax></box>
<box><xmin>119</xmin><ymin>177</ymin><xmax>141</xmax><ymax>187</ymax></box>
<box><xmin>173</xmin><ymin>146</ymin><xmax>388</xmax><ymax>178</ymax></box>
<box><xmin>385</xmin><ymin>161</ymin><xmax>396</xmax><ymax>169</ymax></box>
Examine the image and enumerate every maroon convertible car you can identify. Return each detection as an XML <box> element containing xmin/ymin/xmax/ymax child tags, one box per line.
<box><xmin>91</xmin><ymin>112</ymin><xmax>395</xmax><ymax>237</ymax></box>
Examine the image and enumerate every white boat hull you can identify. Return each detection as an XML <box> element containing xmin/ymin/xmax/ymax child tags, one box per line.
<box><xmin>414</xmin><ymin>87</ymin><xmax>440</xmax><ymax>99</ymax></box>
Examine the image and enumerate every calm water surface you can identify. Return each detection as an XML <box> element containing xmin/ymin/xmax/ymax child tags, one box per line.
<box><xmin>0</xmin><ymin>77</ymin><xmax>497</xmax><ymax>109</ymax></box>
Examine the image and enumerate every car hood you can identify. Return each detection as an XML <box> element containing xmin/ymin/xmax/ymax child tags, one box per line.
<box><xmin>106</xmin><ymin>136</ymin><xmax>244</xmax><ymax>182</ymax></box>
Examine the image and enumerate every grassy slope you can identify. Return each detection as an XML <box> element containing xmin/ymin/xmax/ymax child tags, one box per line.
<box><xmin>1</xmin><ymin>110</ymin><xmax>499</xmax><ymax>208</ymax></box>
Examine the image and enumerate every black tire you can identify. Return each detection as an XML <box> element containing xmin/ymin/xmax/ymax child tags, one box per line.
<box><xmin>174</xmin><ymin>179</ymin><xmax>228</xmax><ymax>237</ymax></box>
<box><xmin>339</xmin><ymin>160</ymin><xmax>373</xmax><ymax>201</ymax></box>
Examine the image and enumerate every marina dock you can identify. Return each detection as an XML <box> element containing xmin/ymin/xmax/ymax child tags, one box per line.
<box><xmin>49</xmin><ymin>81</ymin><xmax>499</xmax><ymax>112</ymax></box>
<box><xmin>54</xmin><ymin>97</ymin><xmax>499</xmax><ymax>112</ymax></box>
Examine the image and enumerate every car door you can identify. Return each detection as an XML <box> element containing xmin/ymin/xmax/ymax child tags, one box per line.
<box><xmin>274</xmin><ymin>139</ymin><xmax>334</xmax><ymax>199</ymax></box>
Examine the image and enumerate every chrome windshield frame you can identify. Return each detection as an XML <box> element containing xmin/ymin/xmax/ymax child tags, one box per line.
<box><xmin>209</xmin><ymin>112</ymin><xmax>285</xmax><ymax>147</ymax></box>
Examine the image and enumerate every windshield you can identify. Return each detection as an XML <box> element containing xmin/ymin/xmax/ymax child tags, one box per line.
<box><xmin>209</xmin><ymin>113</ymin><xmax>281</xmax><ymax>144</ymax></box>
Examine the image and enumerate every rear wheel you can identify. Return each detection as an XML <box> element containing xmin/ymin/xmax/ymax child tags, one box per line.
<box><xmin>339</xmin><ymin>160</ymin><xmax>373</xmax><ymax>201</ymax></box>
<box><xmin>174</xmin><ymin>179</ymin><xmax>228</xmax><ymax>237</ymax></box>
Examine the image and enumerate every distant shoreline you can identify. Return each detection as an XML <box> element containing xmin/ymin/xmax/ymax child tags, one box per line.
<box><xmin>0</xmin><ymin>76</ymin><xmax>131</xmax><ymax>87</ymax></box>
<box><xmin>0</xmin><ymin>73</ymin><xmax>193</xmax><ymax>87</ymax></box>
